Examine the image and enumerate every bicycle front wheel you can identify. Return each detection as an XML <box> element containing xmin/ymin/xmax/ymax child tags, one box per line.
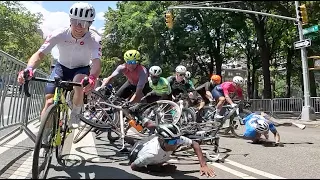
<box><xmin>32</xmin><ymin>104</ymin><xmax>58</xmax><ymax>179</ymax></box>
<box><xmin>141</xmin><ymin>100</ymin><xmax>182</xmax><ymax>125</ymax></box>
<box><xmin>73</xmin><ymin>124</ymin><xmax>93</xmax><ymax>144</ymax></box>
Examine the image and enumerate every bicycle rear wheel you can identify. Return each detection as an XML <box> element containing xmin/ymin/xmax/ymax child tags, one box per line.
<box><xmin>32</xmin><ymin>104</ymin><xmax>58</xmax><ymax>179</ymax></box>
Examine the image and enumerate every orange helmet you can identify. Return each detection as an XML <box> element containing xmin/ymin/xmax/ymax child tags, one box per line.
<box><xmin>210</xmin><ymin>74</ymin><xmax>221</xmax><ymax>84</ymax></box>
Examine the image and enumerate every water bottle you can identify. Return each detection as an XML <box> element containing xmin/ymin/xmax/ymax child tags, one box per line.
<box><xmin>128</xmin><ymin>119</ymin><xmax>143</xmax><ymax>132</ymax></box>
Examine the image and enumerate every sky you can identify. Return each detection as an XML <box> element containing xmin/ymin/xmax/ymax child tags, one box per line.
<box><xmin>20</xmin><ymin>1</ymin><xmax>118</xmax><ymax>59</ymax></box>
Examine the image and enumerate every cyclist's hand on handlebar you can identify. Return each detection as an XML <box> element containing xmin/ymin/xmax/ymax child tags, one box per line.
<box><xmin>17</xmin><ymin>68</ymin><xmax>34</xmax><ymax>85</ymax></box>
<box><xmin>81</xmin><ymin>75</ymin><xmax>96</xmax><ymax>93</ymax></box>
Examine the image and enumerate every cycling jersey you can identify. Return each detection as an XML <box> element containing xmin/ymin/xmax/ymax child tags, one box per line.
<box><xmin>215</xmin><ymin>82</ymin><xmax>243</xmax><ymax>98</ymax></box>
<box><xmin>39</xmin><ymin>27</ymin><xmax>102</xmax><ymax>69</ymax></box>
<box><xmin>132</xmin><ymin>136</ymin><xmax>192</xmax><ymax>167</ymax></box>
<box><xmin>111</xmin><ymin>64</ymin><xmax>148</xmax><ymax>88</ymax></box>
<box><xmin>148</xmin><ymin>77</ymin><xmax>171</xmax><ymax>95</ymax></box>
<box><xmin>167</xmin><ymin>76</ymin><xmax>195</xmax><ymax>95</ymax></box>
<box><xmin>243</xmin><ymin>113</ymin><xmax>277</xmax><ymax>138</ymax></box>
<box><xmin>188</xmin><ymin>79</ymin><xmax>195</xmax><ymax>89</ymax></box>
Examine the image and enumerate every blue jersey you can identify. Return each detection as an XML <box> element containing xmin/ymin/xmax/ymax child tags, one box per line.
<box><xmin>243</xmin><ymin>113</ymin><xmax>277</xmax><ymax>138</ymax></box>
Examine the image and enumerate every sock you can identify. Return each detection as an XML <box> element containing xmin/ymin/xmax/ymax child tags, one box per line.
<box><xmin>72</xmin><ymin>105</ymin><xmax>82</xmax><ymax>115</ymax></box>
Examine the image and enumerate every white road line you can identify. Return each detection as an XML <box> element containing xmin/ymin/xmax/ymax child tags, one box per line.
<box><xmin>210</xmin><ymin>162</ymin><xmax>257</xmax><ymax>179</ymax></box>
<box><xmin>225</xmin><ymin>159</ymin><xmax>286</xmax><ymax>179</ymax></box>
<box><xmin>67</xmin><ymin>129</ymin><xmax>100</xmax><ymax>162</ymax></box>
<box><xmin>0</xmin><ymin>121</ymin><xmax>40</xmax><ymax>156</ymax></box>
<box><xmin>8</xmin><ymin>154</ymin><xmax>33</xmax><ymax>179</ymax></box>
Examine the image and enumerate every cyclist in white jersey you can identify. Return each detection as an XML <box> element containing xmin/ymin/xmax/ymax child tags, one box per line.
<box><xmin>17</xmin><ymin>2</ymin><xmax>102</xmax><ymax>129</ymax></box>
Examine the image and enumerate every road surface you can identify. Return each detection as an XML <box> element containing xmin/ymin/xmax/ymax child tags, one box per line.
<box><xmin>0</xmin><ymin>120</ymin><xmax>319</xmax><ymax>179</ymax></box>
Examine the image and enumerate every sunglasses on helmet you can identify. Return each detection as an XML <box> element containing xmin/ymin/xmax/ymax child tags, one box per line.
<box><xmin>126</xmin><ymin>60</ymin><xmax>138</xmax><ymax>65</ymax></box>
<box><xmin>70</xmin><ymin>18</ymin><xmax>92</xmax><ymax>28</ymax></box>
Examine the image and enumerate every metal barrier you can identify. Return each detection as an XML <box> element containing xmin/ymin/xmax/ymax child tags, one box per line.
<box><xmin>311</xmin><ymin>97</ymin><xmax>320</xmax><ymax>113</ymax></box>
<box><xmin>272</xmin><ymin>98</ymin><xmax>303</xmax><ymax>113</ymax></box>
<box><xmin>0</xmin><ymin>50</ymin><xmax>48</xmax><ymax>141</ymax></box>
<box><xmin>249</xmin><ymin>98</ymin><xmax>320</xmax><ymax>116</ymax></box>
<box><xmin>248</xmin><ymin>99</ymin><xmax>273</xmax><ymax>113</ymax></box>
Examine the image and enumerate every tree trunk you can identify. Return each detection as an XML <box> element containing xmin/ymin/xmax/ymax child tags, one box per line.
<box><xmin>247</xmin><ymin>58</ymin><xmax>252</xmax><ymax>99</ymax></box>
<box><xmin>255</xmin><ymin>25</ymin><xmax>272</xmax><ymax>99</ymax></box>
<box><xmin>285</xmin><ymin>47</ymin><xmax>294</xmax><ymax>98</ymax></box>
<box><xmin>307</xmin><ymin>49</ymin><xmax>317</xmax><ymax>97</ymax></box>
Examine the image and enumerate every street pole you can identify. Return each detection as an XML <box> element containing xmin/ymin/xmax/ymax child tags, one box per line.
<box><xmin>294</xmin><ymin>1</ymin><xmax>314</xmax><ymax>120</ymax></box>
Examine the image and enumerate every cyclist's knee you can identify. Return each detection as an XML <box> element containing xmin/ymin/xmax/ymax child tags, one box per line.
<box><xmin>218</xmin><ymin>96</ymin><xmax>225</xmax><ymax>102</ymax></box>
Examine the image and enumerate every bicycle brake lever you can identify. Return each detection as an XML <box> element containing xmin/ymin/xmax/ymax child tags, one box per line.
<box><xmin>82</xmin><ymin>77</ymin><xmax>89</xmax><ymax>87</ymax></box>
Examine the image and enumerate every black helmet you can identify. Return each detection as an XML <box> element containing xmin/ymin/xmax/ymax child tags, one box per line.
<box><xmin>156</xmin><ymin>124</ymin><xmax>181</xmax><ymax>140</ymax></box>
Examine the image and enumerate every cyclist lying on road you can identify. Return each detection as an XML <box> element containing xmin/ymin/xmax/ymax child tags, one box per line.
<box><xmin>242</xmin><ymin>112</ymin><xmax>306</xmax><ymax>146</ymax></box>
<box><xmin>125</xmin><ymin>124</ymin><xmax>215</xmax><ymax>177</ymax></box>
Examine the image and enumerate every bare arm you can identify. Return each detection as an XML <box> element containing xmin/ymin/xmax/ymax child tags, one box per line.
<box><xmin>90</xmin><ymin>59</ymin><xmax>101</xmax><ymax>78</ymax></box>
<box><xmin>27</xmin><ymin>51</ymin><xmax>45</xmax><ymax>69</ymax></box>
<box><xmin>191</xmin><ymin>141</ymin><xmax>207</xmax><ymax>167</ymax></box>
<box><xmin>130</xmin><ymin>67</ymin><xmax>148</xmax><ymax>103</ymax></box>
<box><xmin>101</xmin><ymin>65</ymin><xmax>123</xmax><ymax>87</ymax></box>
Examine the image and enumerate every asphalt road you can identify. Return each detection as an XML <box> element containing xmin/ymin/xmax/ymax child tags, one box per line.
<box><xmin>0</xmin><ymin>120</ymin><xmax>319</xmax><ymax>179</ymax></box>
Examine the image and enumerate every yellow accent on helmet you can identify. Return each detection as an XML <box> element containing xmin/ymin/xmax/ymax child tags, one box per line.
<box><xmin>124</xmin><ymin>50</ymin><xmax>140</xmax><ymax>62</ymax></box>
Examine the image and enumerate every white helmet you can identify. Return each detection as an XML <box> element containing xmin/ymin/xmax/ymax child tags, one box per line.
<box><xmin>175</xmin><ymin>65</ymin><xmax>187</xmax><ymax>74</ymax></box>
<box><xmin>149</xmin><ymin>66</ymin><xmax>162</xmax><ymax>76</ymax></box>
<box><xmin>185</xmin><ymin>71</ymin><xmax>191</xmax><ymax>79</ymax></box>
<box><xmin>69</xmin><ymin>2</ymin><xmax>96</xmax><ymax>21</ymax></box>
<box><xmin>233</xmin><ymin>76</ymin><xmax>244</xmax><ymax>85</ymax></box>
<box><xmin>255</xmin><ymin>119</ymin><xmax>269</xmax><ymax>133</ymax></box>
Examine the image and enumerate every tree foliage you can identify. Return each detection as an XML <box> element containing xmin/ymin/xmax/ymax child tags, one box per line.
<box><xmin>0</xmin><ymin>1</ymin><xmax>53</xmax><ymax>73</ymax></box>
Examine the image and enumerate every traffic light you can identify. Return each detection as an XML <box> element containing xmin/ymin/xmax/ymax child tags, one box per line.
<box><xmin>165</xmin><ymin>12</ymin><xmax>173</xmax><ymax>29</ymax></box>
<box><xmin>297</xmin><ymin>4</ymin><xmax>308</xmax><ymax>25</ymax></box>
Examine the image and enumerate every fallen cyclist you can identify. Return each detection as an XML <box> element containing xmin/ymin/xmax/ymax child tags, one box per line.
<box><xmin>125</xmin><ymin>123</ymin><xmax>216</xmax><ymax>177</ymax></box>
<box><xmin>242</xmin><ymin>112</ymin><xmax>306</xmax><ymax>146</ymax></box>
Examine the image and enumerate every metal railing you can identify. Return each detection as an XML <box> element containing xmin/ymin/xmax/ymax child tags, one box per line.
<box><xmin>249</xmin><ymin>97</ymin><xmax>320</xmax><ymax>116</ymax></box>
<box><xmin>0</xmin><ymin>50</ymin><xmax>48</xmax><ymax>141</ymax></box>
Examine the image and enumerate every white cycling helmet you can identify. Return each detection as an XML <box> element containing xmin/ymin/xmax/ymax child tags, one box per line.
<box><xmin>175</xmin><ymin>65</ymin><xmax>187</xmax><ymax>74</ymax></box>
<box><xmin>156</xmin><ymin>124</ymin><xmax>181</xmax><ymax>140</ymax></box>
<box><xmin>69</xmin><ymin>2</ymin><xmax>96</xmax><ymax>21</ymax></box>
<box><xmin>185</xmin><ymin>71</ymin><xmax>191</xmax><ymax>79</ymax></box>
<box><xmin>149</xmin><ymin>66</ymin><xmax>162</xmax><ymax>76</ymax></box>
<box><xmin>233</xmin><ymin>76</ymin><xmax>244</xmax><ymax>85</ymax></box>
<box><xmin>255</xmin><ymin>119</ymin><xmax>269</xmax><ymax>133</ymax></box>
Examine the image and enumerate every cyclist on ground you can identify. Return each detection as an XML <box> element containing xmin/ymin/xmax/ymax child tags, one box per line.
<box><xmin>167</xmin><ymin>65</ymin><xmax>195</xmax><ymax>100</ymax></box>
<box><xmin>195</xmin><ymin>74</ymin><xmax>221</xmax><ymax>105</ymax></box>
<box><xmin>17</xmin><ymin>2</ymin><xmax>101</xmax><ymax>129</ymax></box>
<box><xmin>126</xmin><ymin>123</ymin><xmax>215</xmax><ymax>177</ymax></box>
<box><xmin>100</xmin><ymin>50</ymin><xmax>150</xmax><ymax>103</ymax></box>
<box><xmin>242</xmin><ymin>112</ymin><xmax>280</xmax><ymax>145</ymax></box>
<box><xmin>211</xmin><ymin>76</ymin><xmax>244</xmax><ymax>119</ymax></box>
<box><xmin>141</xmin><ymin>66</ymin><xmax>171</xmax><ymax>103</ymax></box>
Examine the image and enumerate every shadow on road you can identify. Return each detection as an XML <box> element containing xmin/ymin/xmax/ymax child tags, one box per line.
<box><xmin>50</xmin><ymin>154</ymin><xmax>141</xmax><ymax>179</ymax></box>
<box><xmin>246</xmin><ymin>140</ymin><xmax>314</xmax><ymax>147</ymax></box>
<box><xmin>146</xmin><ymin>169</ymin><xmax>200</xmax><ymax>179</ymax></box>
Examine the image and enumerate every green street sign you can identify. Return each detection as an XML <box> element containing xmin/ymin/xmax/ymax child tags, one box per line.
<box><xmin>303</xmin><ymin>25</ymin><xmax>319</xmax><ymax>35</ymax></box>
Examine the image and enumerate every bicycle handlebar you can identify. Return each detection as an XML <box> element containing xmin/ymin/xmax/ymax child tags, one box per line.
<box><xmin>22</xmin><ymin>69</ymin><xmax>89</xmax><ymax>97</ymax></box>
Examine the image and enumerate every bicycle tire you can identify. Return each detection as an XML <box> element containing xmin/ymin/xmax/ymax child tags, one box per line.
<box><xmin>197</xmin><ymin>106</ymin><xmax>216</xmax><ymax>123</ymax></box>
<box><xmin>230</xmin><ymin>109</ymin><xmax>252</xmax><ymax>138</ymax></box>
<box><xmin>73</xmin><ymin>124</ymin><xmax>93</xmax><ymax>144</ymax></box>
<box><xmin>32</xmin><ymin>104</ymin><xmax>58</xmax><ymax>179</ymax></box>
<box><xmin>152</xmin><ymin>100</ymin><xmax>182</xmax><ymax>125</ymax></box>
<box><xmin>55</xmin><ymin>108</ymin><xmax>69</xmax><ymax>163</ymax></box>
<box><xmin>179</xmin><ymin>108</ymin><xmax>197</xmax><ymax>126</ymax></box>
